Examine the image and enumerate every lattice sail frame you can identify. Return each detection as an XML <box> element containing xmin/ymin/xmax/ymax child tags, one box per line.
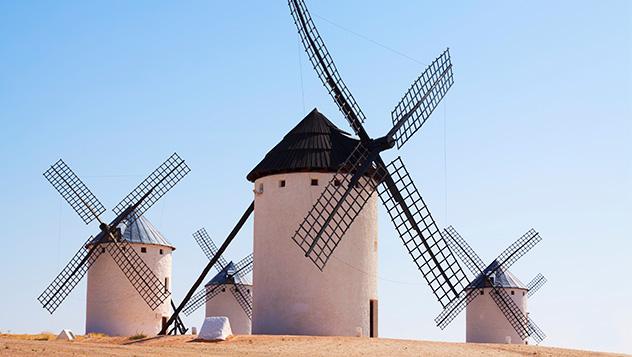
<box><xmin>194</xmin><ymin>228</ymin><xmax>229</xmax><ymax>270</ymax></box>
<box><xmin>231</xmin><ymin>284</ymin><xmax>253</xmax><ymax>319</ymax></box>
<box><xmin>288</xmin><ymin>0</ymin><xmax>366</xmax><ymax>136</ymax></box>
<box><xmin>38</xmin><ymin>236</ymin><xmax>104</xmax><ymax>313</ymax></box>
<box><xmin>105</xmin><ymin>240</ymin><xmax>171</xmax><ymax>310</ymax></box>
<box><xmin>526</xmin><ymin>273</ymin><xmax>547</xmax><ymax>298</ymax></box>
<box><xmin>378</xmin><ymin>157</ymin><xmax>468</xmax><ymax>308</ymax></box>
<box><xmin>390</xmin><ymin>49</ymin><xmax>454</xmax><ymax>149</ymax></box>
<box><xmin>183</xmin><ymin>284</ymin><xmax>224</xmax><ymax>316</ymax></box>
<box><xmin>113</xmin><ymin>153</ymin><xmax>190</xmax><ymax>224</ymax></box>
<box><xmin>292</xmin><ymin>143</ymin><xmax>386</xmax><ymax>270</ymax></box>
<box><xmin>44</xmin><ymin>160</ymin><xmax>106</xmax><ymax>225</ymax></box>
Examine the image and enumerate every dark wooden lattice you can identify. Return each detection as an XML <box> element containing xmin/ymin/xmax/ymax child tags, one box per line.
<box><xmin>38</xmin><ymin>236</ymin><xmax>104</xmax><ymax>313</ymax></box>
<box><xmin>182</xmin><ymin>284</ymin><xmax>224</xmax><ymax>316</ymax></box>
<box><xmin>113</xmin><ymin>153</ymin><xmax>190</xmax><ymax>225</ymax></box>
<box><xmin>193</xmin><ymin>228</ymin><xmax>229</xmax><ymax>271</ymax></box>
<box><xmin>390</xmin><ymin>49</ymin><xmax>453</xmax><ymax>149</ymax></box>
<box><xmin>106</xmin><ymin>240</ymin><xmax>170</xmax><ymax>310</ymax></box>
<box><xmin>231</xmin><ymin>284</ymin><xmax>253</xmax><ymax>319</ymax></box>
<box><xmin>292</xmin><ymin>143</ymin><xmax>385</xmax><ymax>270</ymax></box>
<box><xmin>526</xmin><ymin>273</ymin><xmax>547</xmax><ymax>298</ymax></box>
<box><xmin>288</xmin><ymin>0</ymin><xmax>366</xmax><ymax>138</ymax></box>
<box><xmin>44</xmin><ymin>160</ymin><xmax>106</xmax><ymax>225</ymax></box>
<box><xmin>378</xmin><ymin>157</ymin><xmax>468</xmax><ymax>308</ymax></box>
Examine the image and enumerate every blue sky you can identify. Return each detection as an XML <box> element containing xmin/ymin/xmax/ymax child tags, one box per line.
<box><xmin>0</xmin><ymin>0</ymin><xmax>630</xmax><ymax>353</ymax></box>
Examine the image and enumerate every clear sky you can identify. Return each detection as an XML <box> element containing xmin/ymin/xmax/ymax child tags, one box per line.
<box><xmin>0</xmin><ymin>0</ymin><xmax>630</xmax><ymax>354</ymax></box>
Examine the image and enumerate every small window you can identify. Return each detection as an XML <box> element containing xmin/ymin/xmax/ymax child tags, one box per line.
<box><xmin>480</xmin><ymin>290</ymin><xmax>484</xmax><ymax>295</ymax></box>
<box><xmin>258</xmin><ymin>183</ymin><xmax>264</xmax><ymax>193</ymax></box>
<box><xmin>523</xmin><ymin>291</ymin><xmax>525</xmax><ymax>296</ymax></box>
<box><xmin>164</xmin><ymin>277</ymin><xmax>169</xmax><ymax>293</ymax></box>
<box><xmin>334</xmin><ymin>179</ymin><xmax>341</xmax><ymax>187</ymax></box>
<box><xmin>311</xmin><ymin>179</ymin><xmax>319</xmax><ymax>186</ymax></box>
<box><xmin>159</xmin><ymin>249</ymin><xmax>163</xmax><ymax>255</ymax></box>
<box><xmin>279</xmin><ymin>180</ymin><xmax>286</xmax><ymax>188</ymax></box>
<box><xmin>511</xmin><ymin>290</ymin><xmax>515</xmax><ymax>295</ymax></box>
<box><xmin>141</xmin><ymin>247</ymin><xmax>147</xmax><ymax>253</ymax></box>
<box><xmin>101</xmin><ymin>247</ymin><xmax>106</xmax><ymax>253</ymax></box>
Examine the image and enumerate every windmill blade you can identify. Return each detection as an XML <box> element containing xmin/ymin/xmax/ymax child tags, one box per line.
<box><xmin>105</xmin><ymin>239</ymin><xmax>170</xmax><ymax>310</ymax></box>
<box><xmin>231</xmin><ymin>283</ymin><xmax>253</xmax><ymax>319</ymax></box>
<box><xmin>112</xmin><ymin>153</ymin><xmax>190</xmax><ymax>225</ymax></box>
<box><xmin>193</xmin><ymin>228</ymin><xmax>229</xmax><ymax>271</ymax></box>
<box><xmin>182</xmin><ymin>284</ymin><xmax>224</xmax><ymax>316</ymax></box>
<box><xmin>493</xmin><ymin>229</ymin><xmax>542</xmax><ymax>272</ymax></box>
<box><xmin>488</xmin><ymin>285</ymin><xmax>546</xmax><ymax>343</ymax></box>
<box><xmin>234</xmin><ymin>253</ymin><xmax>254</xmax><ymax>278</ymax></box>
<box><xmin>44</xmin><ymin>160</ymin><xmax>106</xmax><ymax>225</ymax></box>
<box><xmin>442</xmin><ymin>225</ymin><xmax>486</xmax><ymax>275</ymax></box>
<box><xmin>528</xmin><ymin>316</ymin><xmax>547</xmax><ymax>343</ymax></box>
<box><xmin>38</xmin><ymin>236</ymin><xmax>104</xmax><ymax>313</ymax></box>
<box><xmin>388</xmin><ymin>49</ymin><xmax>454</xmax><ymax>149</ymax></box>
<box><xmin>526</xmin><ymin>273</ymin><xmax>547</xmax><ymax>298</ymax></box>
<box><xmin>488</xmin><ymin>285</ymin><xmax>529</xmax><ymax>339</ymax></box>
<box><xmin>292</xmin><ymin>143</ymin><xmax>385</xmax><ymax>270</ymax></box>
<box><xmin>288</xmin><ymin>0</ymin><xmax>369</xmax><ymax>140</ymax></box>
<box><xmin>434</xmin><ymin>287</ymin><xmax>481</xmax><ymax>329</ymax></box>
<box><xmin>378</xmin><ymin>157</ymin><xmax>469</xmax><ymax>308</ymax></box>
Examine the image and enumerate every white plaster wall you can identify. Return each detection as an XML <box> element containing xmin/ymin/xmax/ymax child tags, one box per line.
<box><xmin>86</xmin><ymin>243</ymin><xmax>173</xmax><ymax>336</ymax></box>
<box><xmin>205</xmin><ymin>283</ymin><xmax>253</xmax><ymax>335</ymax></box>
<box><xmin>466</xmin><ymin>287</ymin><xmax>528</xmax><ymax>344</ymax></box>
<box><xmin>252</xmin><ymin>172</ymin><xmax>378</xmax><ymax>336</ymax></box>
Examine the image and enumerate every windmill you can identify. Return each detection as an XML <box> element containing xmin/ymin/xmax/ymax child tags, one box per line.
<box><xmin>181</xmin><ymin>228</ymin><xmax>253</xmax><ymax>334</ymax></box>
<box><xmin>160</xmin><ymin>201</ymin><xmax>254</xmax><ymax>335</ymax></box>
<box><xmin>287</xmin><ymin>0</ymin><xmax>469</xmax><ymax>319</ymax></box>
<box><xmin>39</xmin><ymin>153</ymin><xmax>190</xmax><ymax>335</ymax></box>
<box><xmin>439</xmin><ymin>226</ymin><xmax>547</xmax><ymax>344</ymax></box>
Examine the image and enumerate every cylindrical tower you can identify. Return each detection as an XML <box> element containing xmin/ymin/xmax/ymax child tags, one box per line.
<box><xmin>204</xmin><ymin>280</ymin><xmax>253</xmax><ymax>334</ymax></box>
<box><xmin>465</xmin><ymin>262</ymin><xmax>528</xmax><ymax>344</ymax></box>
<box><xmin>86</xmin><ymin>216</ymin><xmax>174</xmax><ymax>336</ymax></box>
<box><xmin>248</xmin><ymin>108</ymin><xmax>378</xmax><ymax>337</ymax></box>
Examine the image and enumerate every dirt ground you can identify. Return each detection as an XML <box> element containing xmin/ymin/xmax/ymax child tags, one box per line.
<box><xmin>0</xmin><ymin>334</ymin><xmax>628</xmax><ymax>357</ymax></box>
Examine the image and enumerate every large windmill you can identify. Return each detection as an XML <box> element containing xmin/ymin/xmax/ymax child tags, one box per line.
<box><xmin>439</xmin><ymin>226</ymin><xmax>547</xmax><ymax>344</ymax></box>
<box><xmin>39</xmin><ymin>153</ymin><xmax>189</xmax><ymax>335</ymax></box>
<box><xmin>181</xmin><ymin>228</ymin><xmax>253</xmax><ymax>334</ymax></box>
<box><xmin>287</xmin><ymin>0</ymin><xmax>468</xmax><ymax>318</ymax></box>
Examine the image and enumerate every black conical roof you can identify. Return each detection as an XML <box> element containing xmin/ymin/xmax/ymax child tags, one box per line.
<box><xmin>247</xmin><ymin>108</ymin><xmax>360</xmax><ymax>182</ymax></box>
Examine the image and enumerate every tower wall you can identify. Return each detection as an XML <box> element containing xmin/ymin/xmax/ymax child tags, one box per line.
<box><xmin>86</xmin><ymin>243</ymin><xmax>172</xmax><ymax>336</ymax></box>
<box><xmin>205</xmin><ymin>284</ymin><xmax>253</xmax><ymax>335</ymax></box>
<box><xmin>252</xmin><ymin>172</ymin><xmax>378</xmax><ymax>336</ymax></box>
<box><xmin>466</xmin><ymin>287</ymin><xmax>528</xmax><ymax>344</ymax></box>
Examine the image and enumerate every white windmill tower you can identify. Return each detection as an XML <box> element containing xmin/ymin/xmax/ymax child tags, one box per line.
<box><xmin>181</xmin><ymin>228</ymin><xmax>253</xmax><ymax>335</ymax></box>
<box><xmin>439</xmin><ymin>226</ymin><xmax>548</xmax><ymax>344</ymax></box>
<box><xmin>86</xmin><ymin>216</ymin><xmax>175</xmax><ymax>336</ymax></box>
<box><xmin>247</xmin><ymin>108</ymin><xmax>379</xmax><ymax>337</ymax></box>
<box><xmin>38</xmin><ymin>154</ymin><xmax>190</xmax><ymax>337</ymax></box>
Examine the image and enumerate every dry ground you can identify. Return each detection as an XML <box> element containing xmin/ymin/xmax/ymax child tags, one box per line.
<box><xmin>0</xmin><ymin>334</ymin><xmax>628</xmax><ymax>357</ymax></box>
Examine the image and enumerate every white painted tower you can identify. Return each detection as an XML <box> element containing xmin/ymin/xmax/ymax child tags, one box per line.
<box><xmin>248</xmin><ymin>109</ymin><xmax>378</xmax><ymax>337</ymax></box>
<box><xmin>465</xmin><ymin>260</ymin><xmax>528</xmax><ymax>344</ymax></box>
<box><xmin>204</xmin><ymin>262</ymin><xmax>253</xmax><ymax>335</ymax></box>
<box><xmin>85</xmin><ymin>216</ymin><xmax>174</xmax><ymax>336</ymax></box>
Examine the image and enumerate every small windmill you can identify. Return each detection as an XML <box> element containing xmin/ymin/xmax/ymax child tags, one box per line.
<box><xmin>39</xmin><ymin>153</ymin><xmax>189</xmax><ymax>335</ymax></box>
<box><xmin>289</xmin><ymin>0</ymin><xmax>468</xmax><ymax>311</ymax></box>
<box><xmin>181</xmin><ymin>228</ymin><xmax>253</xmax><ymax>333</ymax></box>
<box><xmin>438</xmin><ymin>226</ymin><xmax>547</xmax><ymax>344</ymax></box>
